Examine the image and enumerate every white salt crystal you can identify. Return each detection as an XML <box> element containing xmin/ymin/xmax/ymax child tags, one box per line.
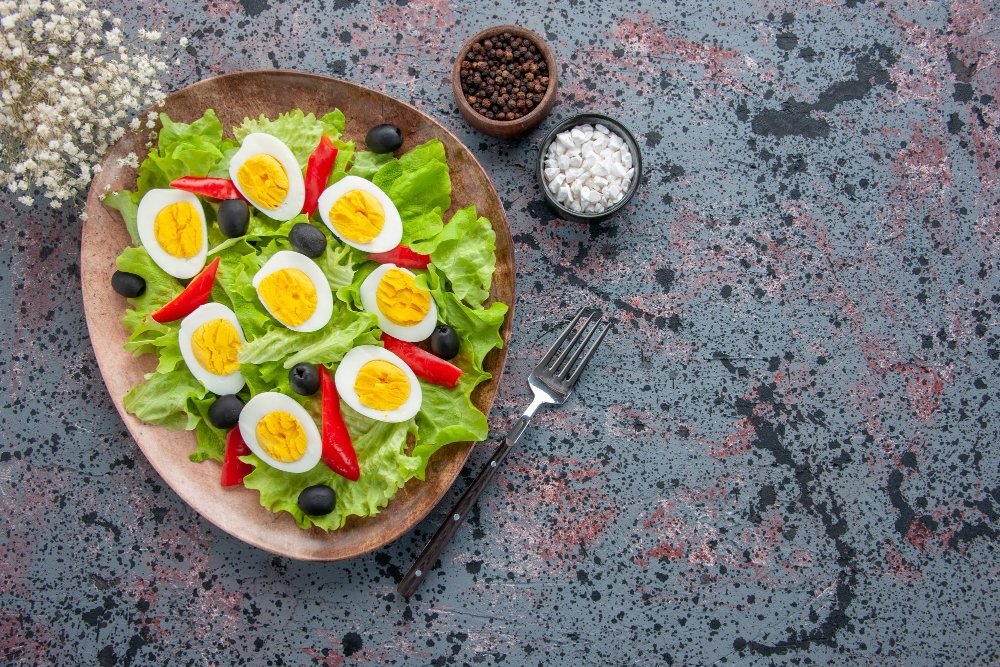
<box><xmin>544</xmin><ymin>123</ymin><xmax>638</xmax><ymax>216</ymax></box>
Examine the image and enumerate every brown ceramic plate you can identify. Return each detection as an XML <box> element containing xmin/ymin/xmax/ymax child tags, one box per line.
<box><xmin>80</xmin><ymin>70</ymin><xmax>514</xmax><ymax>560</ymax></box>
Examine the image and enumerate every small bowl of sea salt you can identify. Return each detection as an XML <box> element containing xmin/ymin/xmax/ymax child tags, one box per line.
<box><xmin>537</xmin><ymin>113</ymin><xmax>642</xmax><ymax>222</ymax></box>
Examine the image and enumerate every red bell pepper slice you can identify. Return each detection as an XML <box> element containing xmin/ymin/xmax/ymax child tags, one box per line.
<box><xmin>319</xmin><ymin>365</ymin><xmax>360</xmax><ymax>481</ymax></box>
<box><xmin>150</xmin><ymin>257</ymin><xmax>220</xmax><ymax>323</ymax></box>
<box><xmin>170</xmin><ymin>176</ymin><xmax>244</xmax><ymax>201</ymax></box>
<box><xmin>381</xmin><ymin>333</ymin><xmax>463</xmax><ymax>388</ymax></box>
<box><xmin>367</xmin><ymin>245</ymin><xmax>431</xmax><ymax>269</ymax></box>
<box><xmin>220</xmin><ymin>427</ymin><xmax>254</xmax><ymax>487</ymax></box>
<box><xmin>302</xmin><ymin>135</ymin><xmax>338</xmax><ymax>217</ymax></box>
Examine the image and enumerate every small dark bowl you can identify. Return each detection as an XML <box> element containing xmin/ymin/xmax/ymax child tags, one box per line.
<box><xmin>452</xmin><ymin>25</ymin><xmax>558</xmax><ymax>139</ymax></box>
<box><xmin>536</xmin><ymin>113</ymin><xmax>642</xmax><ymax>222</ymax></box>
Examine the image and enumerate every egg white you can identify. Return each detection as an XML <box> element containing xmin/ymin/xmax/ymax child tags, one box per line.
<box><xmin>229</xmin><ymin>133</ymin><xmax>305</xmax><ymax>221</ymax></box>
<box><xmin>317</xmin><ymin>175</ymin><xmax>402</xmax><ymax>253</ymax></box>
<box><xmin>360</xmin><ymin>263</ymin><xmax>438</xmax><ymax>342</ymax></box>
<box><xmin>178</xmin><ymin>302</ymin><xmax>247</xmax><ymax>395</ymax></box>
<box><xmin>136</xmin><ymin>189</ymin><xmax>208</xmax><ymax>279</ymax></box>
<box><xmin>335</xmin><ymin>345</ymin><xmax>422</xmax><ymax>423</ymax></box>
<box><xmin>251</xmin><ymin>250</ymin><xmax>333</xmax><ymax>333</ymax></box>
<box><xmin>238</xmin><ymin>392</ymin><xmax>322</xmax><ymax>474</ymax></box>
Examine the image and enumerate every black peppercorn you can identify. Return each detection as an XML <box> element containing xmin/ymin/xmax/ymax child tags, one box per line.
<box><xmin>458</xmin><ymin>31</ymin><xmax>548</xmax><ymax>121</ymax></box>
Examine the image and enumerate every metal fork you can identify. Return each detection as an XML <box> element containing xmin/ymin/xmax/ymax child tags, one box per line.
<box><xmin>398</xmin><ymin>307</ymin><xmax>612</xmax><ymax>598</ymax></box>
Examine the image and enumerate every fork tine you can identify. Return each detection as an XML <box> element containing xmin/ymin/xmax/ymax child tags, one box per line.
<box><xmin>548</xmin><ymin>309</ymin><xmax>602</xmax><ymax>373</ymax></box>
<box><xmin>563</xmin><ymin>320</ymin><xmax>612</xmax><ymax>386</ymax></box>
<box><xmin>538</xmin><ymin>307</ymin><xmax>591</xmax><ymax>369</ymax></box>
<box><xmin>555</xmin><ymin>314</ymin><xmax>605</xmax><ymax>380</ymax></box>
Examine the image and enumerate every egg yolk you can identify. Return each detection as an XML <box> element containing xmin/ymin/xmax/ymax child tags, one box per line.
<box><xmin>237</xmin><ymin>154</ymin><xmax>289</xmax><ymax>209</ymax></box>
<box><xmin>258</xmin><ymin>268</ymin><xmax>317</xmax><ymax>327</ymax></box>
<box><xmin>376</xmin><ymin>268</ymin><xmax>431</xmax><ymax>326</ymax></box>
<box><xmin>154</xmin><ymin>201</ymin><xmax>202</xmax><ymax>258</ymax></box>
<box><xmin>255</xmin><ymin>411</ymin><xmax>307</xmax><ymax>463</ymax></box>
<box><xmin>191</xmin><ymin>318</ymin><xmax>242</xmax><ymax>374</ymax></box>
<box><xmin>329</xmin><ymin>190</ymin><xmax>384</xmax><ymax>243</ymax></box>
<box><xmin>354</xmin><ymin>360</ymin><xmax>410</xmax><ymax>411</ymax></box>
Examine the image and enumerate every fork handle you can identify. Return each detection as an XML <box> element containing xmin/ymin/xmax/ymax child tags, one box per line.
<box><xmin>397</xmin><ymin>416</ymin><xmax>530</xmax><ymax>599</ymax></box>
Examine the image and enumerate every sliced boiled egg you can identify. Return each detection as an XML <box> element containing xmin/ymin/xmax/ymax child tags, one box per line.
<box><xmin>179</xmin><ymin>303</ymin><xmax>246</xmax><ymax>395</ymax></box>
<box><xmin>239</xmin><ymin>392</ymin><xmax>321</xmax><ymax>473</ymax></box>
<box><xmin>252</xmin><ymin>250</ymin><xmax>333</xmax><ymax>332</ymax></box>
<box><xmin>335</xmin><ymin>345</ymin><xmax>422</xmax><ymax>423</ymax></box>
<box><xmin>136</xmin><ymin>188</ymin><xmax>208</xmax><ymax>279</ymax></box>
<box><xmin>229</xmin><ymin>132</ymin><xmax>305</xmax><ymax>221</ymax></box>
<box><xmin>360</xmin><ymin>263</ymin><xmax>437</xmax><ymax>342</ymax></box>
<box><xmin>317</xmin><ymin>175</ymin><xmax>402</xmax><ymax>253</ymax></box>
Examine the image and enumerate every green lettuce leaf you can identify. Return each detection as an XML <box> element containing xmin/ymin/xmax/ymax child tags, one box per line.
<box><xmin>411</xmin><ymin>354</ymin><xmax>490</xmax><ymax>475</ymax></box>
<box><xmin>427</xmin><ymin>265</ymin><xmax>508</xmax><ymax>373</ymax></box>
<box><xmin>239</xmin><ymin>303</ymin><xmax>380</xmax><ymax>369</ymax></box>
<box><xmin>123</xmin><ymin>364</ymin><xmax>207</xmax><ymax>431</ymax></box>
<box><xmin>240</xmin><ymin>405</ymin><xmax>420</xmax><ymax>530</ymax></box>
<box><xmin>368</xmin><ymin>139</ymin><xmax>450</xmax><ymax>242</ymax></box>
<box><xmin>315</xmin><ymin>235</ymin><xmax>362</xmax><ymax>290</ymax></box>
<box><xmin>115</xmin><ymin>246</ymin><xmax>183</xmax><ymax>359</ymax></box>
<box><xmin>102</xmin><ymin>190</ymin><xmax>141</xmax><ymax>244</ymax></box>
<box><xmin>138</xmin><ymin>110</ymin><xmax>227</xmax><ymax>192</ymax></box>
<box><xmin>349</xmin><ymin>150</ymin><xmax>395</xmax><ymax>180</ymax></box>
<box><xmin>191</xmin><ymin>396</ymin><xmax>226</xmax><ymax>462</ymax></box>
<box><xmin>399</xmin><ymin>207</ymin><xmax>444</xmax><ymax>246</ymax></box>
<box><xmin>412</xmin><ymin>205</ymin><xmax>496</xmax><ymax>308</ymax></box>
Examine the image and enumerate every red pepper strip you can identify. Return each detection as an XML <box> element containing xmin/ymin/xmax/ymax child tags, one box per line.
<box><xmin>318</xmin><ymin>365</ymin><xmax>360</xmax><ymax>481</ymax></box>
<box><xmin>150</xmin><ymin>257</ymin><xmax>220</xmax><ymax>323</ymax></box>
<box><xmin>302</xmin><ymin>135</ymin><xmax>338</xmax><ymax>217</ymax></box>
<box><xmin>170</xmin><ymin>176</ymin><xmax>244</xmax><ymax>201</ymax></box>
<box><xmin>220</xmin><ymin>427</ymin><xmax>254</xmax><ymax>487</ymax></box>
<box><xmin>381</xmin><ymin>333</ymin><xmax>463</xmax><ymax>388</ymax></box>
<box><xmin>367</xmin><ymin>245</ymin><xmax>431</xmax><ymax>269</ymax></box>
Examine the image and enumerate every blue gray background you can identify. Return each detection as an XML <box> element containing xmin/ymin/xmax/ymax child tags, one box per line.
<box><xmin>1</xmin><ymin>0</ymin><xmax>998</xmax><ymax>665</ymax></box>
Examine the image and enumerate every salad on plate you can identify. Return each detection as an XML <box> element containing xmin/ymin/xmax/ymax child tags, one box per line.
<box><xmin>102</xmin><ymin>107</ymin><xmax>508</xmax><ymax>531</ymax></box>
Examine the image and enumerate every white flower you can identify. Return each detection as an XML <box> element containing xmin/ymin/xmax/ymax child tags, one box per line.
<box><xmin>0</xmin><ymin>0</ymin><xmax>181</xmax><ymax>209</ymax></box>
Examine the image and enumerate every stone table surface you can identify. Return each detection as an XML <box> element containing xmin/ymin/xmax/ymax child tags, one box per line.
<box><xmin>2</xmin><ymin>0</ymin><xmax>999</xmax><ymax>665</ymax></box>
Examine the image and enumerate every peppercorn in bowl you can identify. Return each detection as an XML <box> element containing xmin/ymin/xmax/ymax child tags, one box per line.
<box><xmin>452</xmin><ymin>25</ymin><xmax>557</xmax><ymax>138</ymax></box>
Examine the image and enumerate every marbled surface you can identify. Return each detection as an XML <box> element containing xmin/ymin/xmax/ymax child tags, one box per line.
<box><xmin>2</xmin><ymin>0</ymin><xmax>999</xmax><ymax>665</ymax></box>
